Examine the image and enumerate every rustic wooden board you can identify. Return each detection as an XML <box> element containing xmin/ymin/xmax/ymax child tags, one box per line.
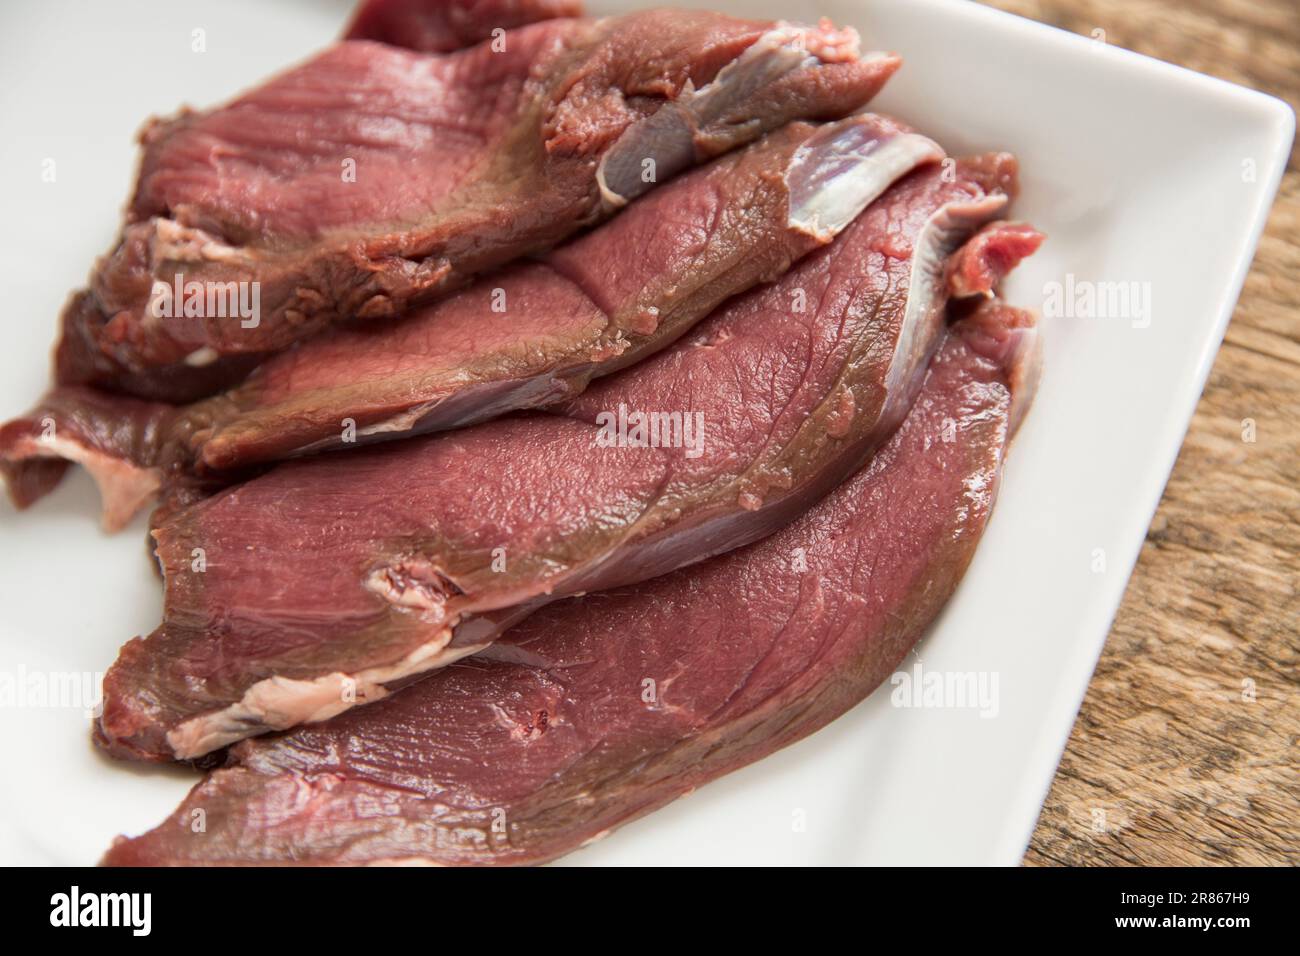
<box><xmin>975</xmin><ymin>0</ymin><xmax>1298</xmax><ymax>865</ymax></box>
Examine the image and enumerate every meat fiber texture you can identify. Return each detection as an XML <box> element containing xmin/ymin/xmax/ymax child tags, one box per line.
<box><xmin>95</xmin><ymin>155</ymin><xmax>1041</xmax><ymax>762</ymax></box>
<box><xmin>99</xmin><ymin>298</ymin><xmax>1040</xmax><ymax>866</ymax></box>
<box><xmin>344</xmin><ymin>0</ymin><xmax>585</xmax><ymax>52</ymax></box>
<box><xmin>50</xmin><ymin>9</ymin><xmax>900</xmax><ymax>403</ymax></box>
<box><xmin>1</xmin><ymin>115</ymin><xmax>945</xmax><ymax>529</ymax></box>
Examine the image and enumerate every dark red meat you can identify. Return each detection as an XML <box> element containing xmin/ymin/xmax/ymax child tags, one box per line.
<box><xmin>3</xmin><ymin>115</ymin><xmax>948</xmax><ymax>528</ymax></box>
<box><xmin>99</xmin><ymin>299</ymin><xmax>1040</xmax><ymax>866</ymax></box>
<box><xmin>95</xmin><ymin>156</ymin><xmax>1034</xmax><ymax>762</ymax></box>
<box><xmin>52</xmin><ymin>11</ymin><xmax>899</xmax><ymax>402</ymax></box>
<box><xmin>344</xmin><ymin>0</ymin><xmax>584</xmax><ymax>52</ymax></box>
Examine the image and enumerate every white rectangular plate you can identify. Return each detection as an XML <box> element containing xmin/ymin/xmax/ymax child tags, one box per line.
<box><xmin>0</xmin><ymin>0</ymin><xmax>1291</xmax><ymax>865</ymax></box>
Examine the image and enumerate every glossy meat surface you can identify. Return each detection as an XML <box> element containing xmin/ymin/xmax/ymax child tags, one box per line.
<box><xmin>344</xmin><ymin>0</ymin><xmax>584</xmax><ymax>52</ymax></box>
<box><xmin>2</xmin><ymin>115</ymin><xmax>945</xmax><ymax>526</ymax></box>
<box><xmin>101</xmin><ymin>300</ymin><xmax>1038</xmax><ymax>865</ymax></box>
<box><xmin>96</xmin><ymin>157</ymin><xmax>1032</xmax><ymax>761</ymax></box>
<box><xmin>53</xmin><ymin>11</ymin><xmax>898</xmax><ymax>401</ymax></box>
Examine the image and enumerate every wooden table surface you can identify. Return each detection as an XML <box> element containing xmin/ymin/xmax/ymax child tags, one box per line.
<box><xmin>973</xmin><ymin>0</ymin><xmax>1298</xmax><ymax>865</ymax></box>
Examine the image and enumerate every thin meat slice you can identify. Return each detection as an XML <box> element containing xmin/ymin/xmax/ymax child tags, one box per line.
<box><xmin>203</xmin><ymin>116</ymin><xmax>935</xmax><ymax>466</ymax></box>
<box><xmin>0</xmin><ymin>389</ymin><xmax>171</xmax><ymax>532</ymax></box>
<box><xmin>96</xmin><ymin>156</ymin><xmax>1038</xmax><ymax>762</ymax></box>
<box><xmin>53</xmin><ymin>11</ymin><xmax>900</xmax><ymax>402</ymax></box>
<box><xmin>99</xmin><ymin>300</ymin><xmax>1040</xmax><ymax>866</ymax></box>
<box><xmin>1</xmin><ymin>391</ymin><xmax>164</xmax><ymax>533</ymax></box>
<box><xmin>344</xmin><ymin>0</ymin><xmax>584</xmax><ymax>52</ymax></box>
<box><xmin>3</xmin><ymin>115</ymin><xmax>944</xmax><ymax>528</ymax></box>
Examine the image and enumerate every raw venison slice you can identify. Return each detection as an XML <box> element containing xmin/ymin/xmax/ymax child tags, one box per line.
<box><xmin>189</xmin><ymin>116</ymin><xmax>941</xmax><ymax>468</ymax></box>
<box><xmin>344</xmin><ymin>0</ymin><xmax>584</xmax><ymax>52</ymax></box>
<box><xmin>96</xmin><ymin>156</ymin><xmax>1039</xmax><ymax>763</ymax></box>
<box><xmin>0</xmin><ymin>388</ymin><xmax>172</xmax><ymax>532</ymax></box>
<box><xmin>99</xmin><ymin>299</ymin><xmax>1040</xmax><ymax>866</ymax></box>
<box><xmin>2</xmin><ymin>115</ymin><xmax>942</xmax><ymax>528</ymax></box>
<box><xmin>52</xmin><ymin>10</ymin><xmax>899</xmax><ymax>403</ymax></box>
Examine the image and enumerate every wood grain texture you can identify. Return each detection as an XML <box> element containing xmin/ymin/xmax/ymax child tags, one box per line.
<box><xmin>974</xmin><ymin>0</ymin><xmax>1298</xmax><ymax>866</ymax></box>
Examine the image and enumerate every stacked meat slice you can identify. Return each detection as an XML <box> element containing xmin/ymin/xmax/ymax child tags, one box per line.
<box><xmin>3</xmin><ymin>115</ymin><xmax>942</xmax><ymax>529</ymax></box>
<box><xmin>102</xmin><ymin>298</ymin><xmax>1039</xmax><ymax>866</ymax></box>
<box><xmin>96</xmin><ymin>151</ymin><xmax>1039</xmax><ymax>764</ymax></box>
<box><xmin>54</xmin><ymin>9</ymin><xmax>897</xmax><ymax>402</ymax></box>
<box><xmin>0</xmin><ymin>2</ymin><xmax>1046</xmax><ymax>865</ymax></box>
